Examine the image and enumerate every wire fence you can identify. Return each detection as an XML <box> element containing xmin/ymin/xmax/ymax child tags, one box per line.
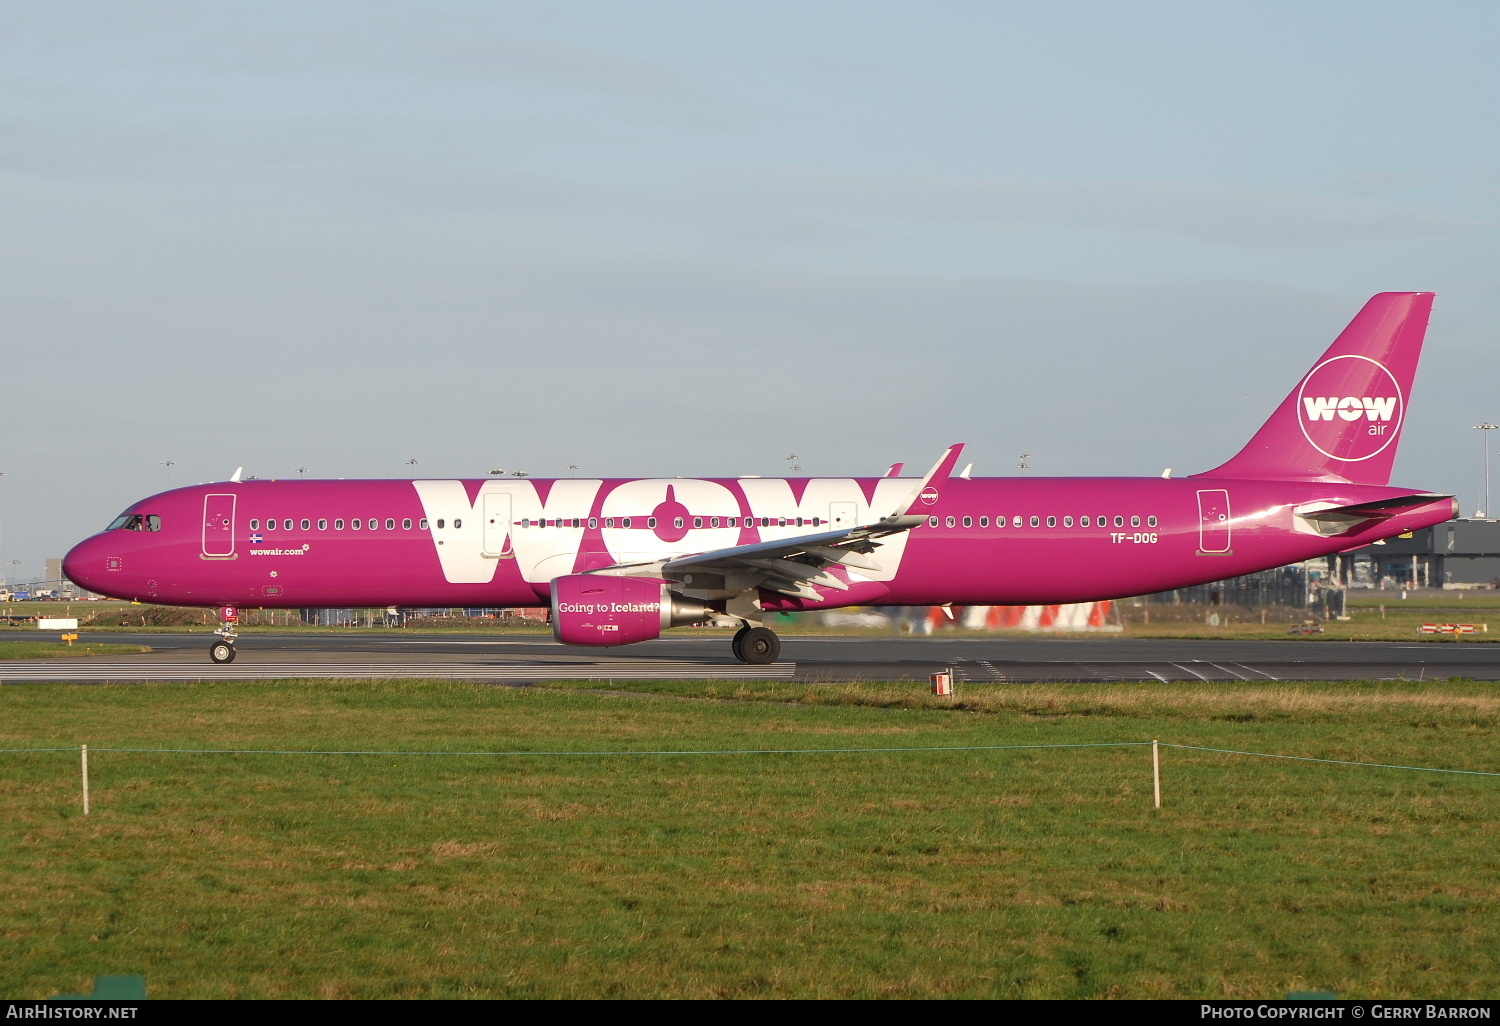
<box><xmin>1</xmin><ymin>738</ymin><xmax>1497</xmax><ymax>773</ymax></box>
<box><xmin>0</xmin><ymin>739</ymin><xmax>1493</xmax><ymax>817</ymax></box>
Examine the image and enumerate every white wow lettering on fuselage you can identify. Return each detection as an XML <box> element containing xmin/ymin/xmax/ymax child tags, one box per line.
<box><xmin>412</xmin><ymin>478</ymin><xmax>920</xmax><ymax>586</ymax></box>
<box><xmin>1301</xmin><ymin>396</ymin><xmax>1398</xmax><ymax>422</ymax></box>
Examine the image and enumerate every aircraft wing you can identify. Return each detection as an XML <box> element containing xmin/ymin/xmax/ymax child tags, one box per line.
<box><xmin>656</xmin><ymin>515</ymin><xmax>927</xmax><ymax>598</ymax></box>
<box><xmin>582</xmin><ymin>444</ymin><xmax>963</xmax><ymax>602</ymax></box>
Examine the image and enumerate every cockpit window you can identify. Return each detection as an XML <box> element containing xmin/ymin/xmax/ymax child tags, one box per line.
<box><xmin>107</xmin><ymin>513</ymin><xmax>159</xmax><ymax>532</ymax></box>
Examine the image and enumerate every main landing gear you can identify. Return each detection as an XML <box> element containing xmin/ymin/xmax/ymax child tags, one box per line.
<box><xmin>731</xmin><ymin>625</ymin><xmax>780</xmax><ymax>665</ymax></box>
<box><xmin>209</xmin><ymin>605</ymin><xmax>239</xmax><ymax>664</ymax></box>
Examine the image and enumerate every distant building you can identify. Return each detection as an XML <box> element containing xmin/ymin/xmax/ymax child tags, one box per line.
<box><xmin>1336</xmin><ymin>517</ymin><xmax>1500</xmax><ymax>589</ymax></box>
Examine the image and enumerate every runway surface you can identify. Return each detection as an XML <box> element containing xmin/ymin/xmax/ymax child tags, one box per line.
<box><xmin>4</xmin><ymin>632</ymin><xmax>1500</xmax><ymax>683</ymax></box>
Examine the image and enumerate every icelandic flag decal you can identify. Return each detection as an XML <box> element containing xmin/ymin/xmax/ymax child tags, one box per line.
<box><xmin>250</xmin><ymin>533</ymin><xmax>264</xmax><ymax>544</ymax></box>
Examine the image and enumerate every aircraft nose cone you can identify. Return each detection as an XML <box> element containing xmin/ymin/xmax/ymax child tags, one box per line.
<box><xmin>62</xmin><ymin>537</ymin><xmax>109</xmax><ymax>595</ymax></box>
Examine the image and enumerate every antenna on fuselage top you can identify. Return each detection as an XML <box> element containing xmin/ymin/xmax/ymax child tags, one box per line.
<box><xmin>1017</xmin><ymin>453</ymin><xmax>1032</xmax><ymax>471</ymax></box>
<box><xmin>230</xmin><ymin>467</ymin><xmax>243</xmax><ymax>483</ymax></box>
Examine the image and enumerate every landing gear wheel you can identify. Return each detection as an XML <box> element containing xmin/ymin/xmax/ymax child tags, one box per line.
<box><xmin>736</xmin><ymin>627</ymin><xmax>780</xmax><ymax>665</ymax></box>
<box><xmin>209</xmin><ymin>641</ymin><xmax>236</xmax><ymax>664</ymax></box>
<box><xmin>731</xmin><ymin>626</ymin><xmax>751</xmax><ymax>663</ymax></box>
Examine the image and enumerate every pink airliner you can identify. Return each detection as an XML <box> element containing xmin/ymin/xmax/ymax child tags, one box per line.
<box><xmin>65</xmin><ymin>293</ymin><xmax>1456</xmax><ymax>665</ymax></box>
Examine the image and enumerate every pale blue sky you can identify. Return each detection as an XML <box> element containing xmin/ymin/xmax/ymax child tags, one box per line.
<box><xmin>3</xmin><ymin>1</ymin><xmax>1497</xmax><ymax>576</ymax></box>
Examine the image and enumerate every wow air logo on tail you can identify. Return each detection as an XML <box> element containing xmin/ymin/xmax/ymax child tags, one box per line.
<box><xmin>1296</xmin><ymin>354</ymin><xmax>1404</xmax><ymax>462</ymax></box>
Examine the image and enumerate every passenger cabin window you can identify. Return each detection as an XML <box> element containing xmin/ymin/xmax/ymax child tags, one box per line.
<box><xmin>435</xmin><ymin>519</ymin><xmax>444</xmax><ymax>529</ymax></box>
<box><xmin>1029</xmin><ymin>516</ymin><xmax>1040</xmax><ymax>528</ymax></box>
<box><xmin>928</xmin><ymin>516</ymin><xmax>939</xmax><ymax>528</ymax></box>
<box><xmin>945</xmin><ymin>516</ymin><xmax>956</xmax><ymax>528</ymax></box>
<box><xmin>588</xmin><ymin>518</ymin><xmax>598</xmax><ymax>529</ymax></box>
<box><xmin>1063</xmin><ymin>516</ymin><xmax>1073</xmax><ymax>528</ymax></box>
<box><xmin>1046</xmin><ymin>516</ymin><xmax>1057</xmax><ymax>528</ymax></box>
<box><xmin>1013</xmin><ymin>516</ymin><xmax>1022</xmax><ymax>528</ymax></box>
<box><xmin>352</xmin><ymin>519</ymin><xmax>361</xmax><ymax>530</ymax></box>
<box><xmin>300</xmin><ymin>519</ymin><xmax>311</xmax><ymax>531</ymax></box>
<box><xmin>386</xmin><ymin>518</ymin><xmax>396</xmax><ymax>530</ymax></box>
<box><xmin>979</xmin><ymin>516</ymin><xmax>989</xmax><ymax>528</ymax></box>
<box><xmin>962</xmin><ymin>516</ymin><xmax>972</xmax><ymax>528</ymax></box>
<box><xmin>1131</xmin><ymin>516</ymin><xmax>1141</xmax><ymax>528</ymax></box>
<box><xmin>1114</xmin><ymin>516</ymin><xmax>1124</xmax><ymax>528</ymax></box>
<box><xmin>318</xmin><ymin>519</ymin><xmax>328</xmax><ymax>530</ymax></box>
<box><xmin>284</xmin><ymin>519</ymin><xmax>293</xmax><ymax>531</ymax></box>
<box><xmin>335</xmin><ymin>519</ymin><xmax>344</xmax><ymax>530</ymax></box>
<box><xmin>403</xmin><ymin>518</ymin><xmax>412</xmax><ymax>530</ymax></box>
<box><xmin>693</xmin><ymin>517</ymin><xmax>702</xmax><ymax>529</ymax></box>
<box><xmin>249</xmin><ymin>519</ymin><xmax>260</xmax><ymax>531</ymax></box>
<box><xmin>622</xmin><ymin>518</ymin><xmax>632</xmax><ymax>528</ymax></box>
<box><xmin>419</xmin><ymin>518</ymin><xmax>428</xmax><ymax>529</ymax></box>
<box><xmin>1081</xmin><ymin>516</ymin><xmax>1090</xmax><ymax>527</ymax></box>
<box><xmin>647</xmin><ymin>517</ymin><xmax>657</xmax><ymax>529</ymax></box>
<box><xmin>1147</xmin><ymin>516</ymin><xmax>1158</xmax><ymax>528</ymax></box>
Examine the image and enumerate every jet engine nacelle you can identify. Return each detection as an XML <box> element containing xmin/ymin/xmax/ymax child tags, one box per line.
<box><xmin>551</xmin><ymin>573</ymin><xmax>712</xmax><ymax>647</ymax></box>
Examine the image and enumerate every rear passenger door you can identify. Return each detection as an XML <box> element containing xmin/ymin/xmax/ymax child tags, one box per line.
<box><xmin>1196</xmin><ymin>489</ymin><xmax>1231</xmax><ymax>554</ymax></box>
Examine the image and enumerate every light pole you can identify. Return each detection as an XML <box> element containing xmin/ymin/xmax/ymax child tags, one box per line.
<box><xmin>1476</xmin><ymin>423</ymin><xmax>1498</xmax><ymax>518</ymax></box>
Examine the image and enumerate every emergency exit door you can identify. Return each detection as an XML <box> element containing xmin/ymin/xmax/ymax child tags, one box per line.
<box><xmin>1196</xmin><ymin>489</ymin><xmax>1231</xmax><ymax>554</ymax></box>
<box><xmin>482</xmin><ymin>493</ymin><xmax>513</xmax><ymax>557</ymax></box>
<box><xmin>829</xmin><ymin>501</ymin><xmax>858</xmax><ymax>529</ymax></box>
<box><xmin>202</xmin><ymin>494</ymin><xmax>237</xmax><ymax>558</ymax></box>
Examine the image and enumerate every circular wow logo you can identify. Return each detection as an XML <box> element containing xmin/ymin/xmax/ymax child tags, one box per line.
<box><xmin>1295</xmin><ymin>355</ymin><xmax>1404</xmax><ymax>463</ymax></box>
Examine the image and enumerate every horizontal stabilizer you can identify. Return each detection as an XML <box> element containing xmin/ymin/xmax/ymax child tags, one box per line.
<box><xmin>1294</xmin><ymin>493</ymin><xmax>1453</xmax><ymax>536</ymax></box>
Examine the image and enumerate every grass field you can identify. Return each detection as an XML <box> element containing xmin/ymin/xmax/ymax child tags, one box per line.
<box><xmin>1</xmin><ymin>678</ymin><xmax>1496</xmax><ymax>999</ymax></box>
<box><xmin>0</xmin><ymin>642</ymin><xmax>152</xmax><ymax>660</ymax></box>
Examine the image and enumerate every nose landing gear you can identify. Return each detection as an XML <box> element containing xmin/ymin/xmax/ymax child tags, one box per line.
<box><xmin>731</xmin><ymin>625</ymin><xmax>780</xmax><ymax>665</ymax></box>
<box><xmin>210</xmin><ymin>604</ymin><xmax>239</xmax><ymax>664</ymax></box>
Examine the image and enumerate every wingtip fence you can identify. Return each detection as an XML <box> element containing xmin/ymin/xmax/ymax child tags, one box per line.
<box><xmin>0</xmin><ymin>740</ymin><xmax>1493</xmax><ymax>817</ymax></box>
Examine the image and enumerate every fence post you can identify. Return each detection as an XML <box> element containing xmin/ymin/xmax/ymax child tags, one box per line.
<box><xmin>1152</xmin><ymin>739</ymin><xmax>1161</xmax><ymax>808</ymax></box>
<box><xmin>81</xmin><ymin>744</ymin><xmax>90</xmax><ymax>816</ymax></box>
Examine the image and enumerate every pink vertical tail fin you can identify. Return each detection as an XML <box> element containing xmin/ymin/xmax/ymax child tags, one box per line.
<box><xmin>1198</xmin><ymin>292</ymin><xmax>1434</xmax><ymax>485</ymax></box>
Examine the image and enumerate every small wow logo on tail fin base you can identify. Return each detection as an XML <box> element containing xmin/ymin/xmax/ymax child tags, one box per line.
<box><xmin>1296</xmin><ymin>354</ymin><xmax>1404</xmax><ymax>463</ymax></box>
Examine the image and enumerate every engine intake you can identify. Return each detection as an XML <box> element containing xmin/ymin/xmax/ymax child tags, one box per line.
<box><xmin>551</xmin><ymin>574</ymin><xmax>712</xmax><ymax>647</ymax></box>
